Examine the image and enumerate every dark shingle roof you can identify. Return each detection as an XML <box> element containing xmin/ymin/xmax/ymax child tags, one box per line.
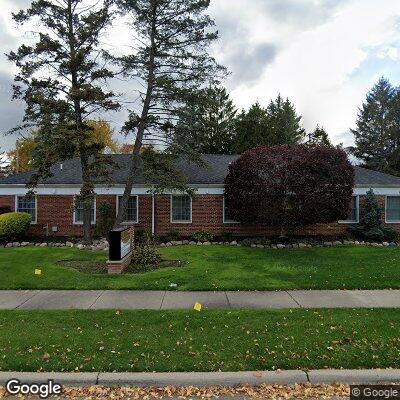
<box><xmin>1</xmin><ymin>154</ymin><xmax>400</xmax><ymax>187</ymax></box>
<box><xmin>0</xmin><ymin>154</ymin><xmax>239</xmax><ymax>185</ymax></box>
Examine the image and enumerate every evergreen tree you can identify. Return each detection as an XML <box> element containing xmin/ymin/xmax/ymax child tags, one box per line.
<box><xmin>8</xmin><ymin>0</ymin><xmax>120</xmax><ymax>243</ymax></box>
<box><xmin>351</xmin><ymin>77</ymin><xmax>396</xmax><ymax>172</ymax></box>
<box><xmin>306</xmin><ymin>125</ymin><xmax>332</xmax><ymax>147</ymax></box>
<box><xmin>234</xmin><ymin>102</ymin><xmax>270</xmax><ymax>153</ymax></box>
<box><xmin>114</xmin><ymin>0</ymin><xmax>225</xmax><ymax>225</ymax></box>
<box><xmin>266</xmin><ymin>94</ymin><xmax>306</xmax><ymax>145</ymax></box>
<box><xmin>174</xmin><ymin>86</ymin><xmax>237</xmax><ymax>154</ymax></box>
<box><xmin>233</xmin><ymin>96</ymin><xmax>305</xmax><ymax>153</ymax></box>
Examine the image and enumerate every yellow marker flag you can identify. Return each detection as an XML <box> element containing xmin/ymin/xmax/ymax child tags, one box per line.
<box><xmin>193</xmin><ymin>302</ymin><xmax>202</xmax><ymax>312</ymax></box>
<box><xmin>34</xmin><ymin>269</ymin><xmax>42</xmax><ymax>275</ymax></box>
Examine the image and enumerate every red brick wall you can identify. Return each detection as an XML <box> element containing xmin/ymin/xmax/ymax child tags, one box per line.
<box><xmin>2</xmin><ymin>192</ymin><xmax>400</xmax><ymax>238</ymax></box>
<box><xmin>0</xmin><ymin>196</ymin><xmax>14</xmax><ymax>212</ymax></box>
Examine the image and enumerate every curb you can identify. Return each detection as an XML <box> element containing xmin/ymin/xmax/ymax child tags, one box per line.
<box><xmin>1</xmin><ymin>370</ymin><xmax>400</xmax><ymax>387</ymax></box>
<box><xmin>97</xmin><ymin>370</ymin><xmax>307</xmax><ymax>387</ymax></box>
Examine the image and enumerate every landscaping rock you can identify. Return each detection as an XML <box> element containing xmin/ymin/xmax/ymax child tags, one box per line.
<box><xmin>197</xmin><ymin>242</ymin><xmax>203</xmax><ymax>246</ymax></box>
<box><xmin>203</xmin><ymin>242</ymin><xmax>211</xmax><ymax>246</ymax></box>
<box><xmin>270</xmin><ymin>245</ymin><xmax>277</xmax><ymax>249</ymax></box>
<box><xmin>65</xmin><ymin>241</ymin><xmax>74</xmax><ymax>247</ymax></box>
<box><xmin>182</xmin><ymin>240</ymin><xmax>189</xmax><ymax>245</ymax></box>
<box><xmin>189</xmin><ymin>241</ymin><xmax>196</xmax><ymax>245</ymax></box>
<box><xmin>40</xmin><ymin>243</ymin><xmax>48</xmax><ymax>247</ymax></box>
<box><xmin>276</xmin><ymin>244</ymin><xmax>285</xmax><ymax>249</ymax></box>
<box><xmin>285</xmin><ymin>244</ymin><xmax>292</xmax><ymax>249</ymax></box>
<box><xmin>389</xmin><ymin>242</ymin><xmax>397</xmax><ymax>247</ymax></box>
<box><xmin>298</xmin><ymin>243</ymin><xmax>307</xmax><ymax>248</ymax></box>
<box><xmin>251</xmin><ymin>244</ymin><xmax>257</xmax><ymax>248</ymax></box>
<box><xmin>256</xmin><ymin>244</ymin><xmax>264</xmax><ymax>249</ymax></box>
<box><xmin>323</xmin><ymin>241</ymin><xmax>333</xmax><ymax>247</ymax></box>
<box><xmin>230</xmin><ymin>241</ymin><xmax>237</xmax><ymax>246</ymax></box>
<box><xmin>12</xmin><ymin>242</ymin><xmax>20</xmax><ymax>247</ymax></box>
<box><xmin>21</xmin><ymin>241</ymin><xmax>29</xmax><ymax>247</ymax></box>
<box><xmin>383</xmin><ymin>242</ymin><xmax>389</xmax><ymax>247</ymax></box>
<box><xmin>292</xmin><ymin>244</ymin><xmax>298</xmax><ymax>248</ymax></box>
<box><xmin>333</xmin><ymin>241</ymin><xmax>342</xmax><ymax>246</ymax></box>
<box><xmin>165</xmin><ymin>242</ymin><xmax>173</xmax><ymax>247</ymax></box>
<box><xmin>76</xmin><ymin>244</ymin><xmax>84</xmax><ymax>250</ymax></box>
<box><xmin>354</xmin><ymin>241</ymin><xmax>360</xmax><ymax>245</ymax></box>
<box><xmin>5</xmin><ymin>243</ymin><xmax>12</xmax><ymax>248</ymax></box>
<box><xmin>160</xmin><ymin>243</ymin><xmax>166</xmax><ymax>247</ymax></box>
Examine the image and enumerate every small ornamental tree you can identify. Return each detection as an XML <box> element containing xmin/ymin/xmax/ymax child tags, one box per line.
<box><xmin>224</xmin><ymin>145</ymin><xmax>355</xmax><ymax>236</ymax></box>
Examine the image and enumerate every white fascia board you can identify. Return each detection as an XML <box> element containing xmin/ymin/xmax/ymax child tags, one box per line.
<box><xmin>353</xmin><ymin>187</ymin><xmax>400</xmax><ymax>195</ymax></box>
<box><xmin>0</xmin><ymin>184</ymin><xmax>225</xmax><ymax>196</ymax></box>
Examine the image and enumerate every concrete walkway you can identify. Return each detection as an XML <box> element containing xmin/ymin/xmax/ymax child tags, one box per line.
<box><xmin>1</xmin><ymin>289</ymin><xmax>400</xmax><ymax>310</ymax></box>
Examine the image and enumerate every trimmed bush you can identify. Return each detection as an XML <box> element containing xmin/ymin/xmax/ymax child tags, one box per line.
<box><xmin>192</xmin><ymin>230</ymin><xmax>214</xmax><ymax>243</ymax></box>
<box><xmin>349</xmin><ymin>190</ymin><xmax>399</xmax><ymax>242</ymax></box>
<box><xmin>0</xmin><ymin>212</ymin><xmax>31</xmax><ymax>240</ymax></box>
<box><xmin>95</xmin><ymin>202</ymin><xmax>115</xmax><ymax>238</ymax></box>
<box><xmin>381</xmin><ymin>227</ymin><xmax>399</xmax><ymax>241</ymax></box>
<box><xmin>126</xmin><ymin>247</ymin><xmax>162</xmax><ymax>273</ymax></box>
<box><xmin>135</xmin><ymin>229</ymin><xmax>155</xmax><ymax>246</ymax></box>
<box><xmin>225</xmin><ymin>145</ymin><xmax>354</xmax><ymax>236</ymax></box>
<box><xmin>165</xmin><ymin>229</ymin><xmax>181</xmax><ymax>242</ymax></box>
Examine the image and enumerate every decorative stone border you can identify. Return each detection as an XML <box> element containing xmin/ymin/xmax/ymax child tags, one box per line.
<box><xmin>2</xmin><ymin>238</ymin><xmax>399</xmax><ymax>251</ymax></box>
<box><xmin>157</xmin><ymin>239</ymin><xmax>399</xmax><ymax>249</ymax></box>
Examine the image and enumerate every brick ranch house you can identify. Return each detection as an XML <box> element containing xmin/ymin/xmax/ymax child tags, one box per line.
<box><xmin>1</xmin><ymin>154</ymin><xmax>400</xmax><ymax>238</ymax></box>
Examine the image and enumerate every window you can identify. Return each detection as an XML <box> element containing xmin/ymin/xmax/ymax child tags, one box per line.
<box><xmin>223</xmin><ymin>197</ymin><xmax>238</xmax><ymax>223</ymax></box>
<box><xmin>74</xmin><ymin>198</ymin><xmax>96</xmax><ymax>224</ymax></box>
<box><xmin>386</xmin><ymin>196</ymin><xmax>400</xmax><ymax>222</ymax></box>
<box><xmin>16</xmin><ymin>195</ymin><xmax>36</xmax><ymax>224</ymax></box>
<box><xmin>117</xmin><ymin>195</ymin><xmax>138</xmax><ymax>223</ymax></box>
<box><xmin>339</xmin><ymin>196</ymin><xmax>358</xmax><ymax>223</ymax></box>
<box><xmin>171</xmin><ymin>195</ymin><xmax>192</xmax><ymax>223</ymax></box>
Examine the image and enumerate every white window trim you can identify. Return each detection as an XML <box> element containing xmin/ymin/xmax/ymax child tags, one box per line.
<box><xmin>223</xmin><ymin>196</ymin><xmax>239</xmax><ymax>224</ymax></box>
<box><xmin>338</xmin><ymin>195</ymin><xmax>359</xmax><ymax>224</ymax></box>
<box><xmin>73</xmin><ymin>196</ymin><xmax>96</xmax><ymax>225</ymax></box>
<box><xmin>15</xmin><ymin>195</ymin><xmax>37</xmax><ymax>225</ymax></box>
<box><xmin>170</xmin><ymin>194</ymin><xmax>192</xmax><ymax>224</ymax></box>
<box><xmin>115</xmin><ymin>195</ymin><xmax>139</xmax><ymax>224</ymax></box>
<box><xmin>385</xmin><ymin>195</ymin><xmax>400</xmax><ymax>223</ymax></box>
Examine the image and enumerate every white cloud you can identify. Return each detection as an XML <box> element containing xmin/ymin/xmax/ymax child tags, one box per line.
<box><xmin>1</xmin><ymin>0</ymin><xmax>400</xmax><ymax>150</ymax></box>
<box><xmin>211</xmin><ymin>0</ymin><xmax>400</xmax><ymax>146</ymax></box>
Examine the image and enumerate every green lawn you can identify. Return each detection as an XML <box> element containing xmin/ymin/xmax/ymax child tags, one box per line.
<box><xmin>1</xmin><ymin>245</ymin><xmax>400</xmax><ymax>290</ymax></box>
<box><xmin>0</xmin><ymin>309</ymin><xmax>399</xmax><ymax>372</ymax></box>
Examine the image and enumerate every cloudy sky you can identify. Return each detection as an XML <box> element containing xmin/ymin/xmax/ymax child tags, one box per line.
<box><xmin>1</xmin><ymin>0</ymin><xmax>400</xmax><ymax>150</ymax></box>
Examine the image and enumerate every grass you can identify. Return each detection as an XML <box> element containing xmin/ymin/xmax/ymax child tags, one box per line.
<box><xmin>1</xmin><ymin>245</ymin><xmax>400</xmax><ymax>290</ymax></box>
<box><xmin>0</xmin><ymin>309</ymin><xmax>399</xmax><ymax>372</ymax></box>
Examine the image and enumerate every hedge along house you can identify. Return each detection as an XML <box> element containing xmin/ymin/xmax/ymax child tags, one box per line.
<box><xmin>1</xmin><ymin>154</ymin><xmax>400</xmax><ymax>238</ymax></box>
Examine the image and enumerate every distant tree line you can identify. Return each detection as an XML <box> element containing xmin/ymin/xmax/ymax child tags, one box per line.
<box><xmin>172</xmin><ymin>86</ymin><xmax>332</xmax><ymax>154</ymax></box>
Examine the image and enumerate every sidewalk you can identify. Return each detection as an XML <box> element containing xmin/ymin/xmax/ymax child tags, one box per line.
<box><xmin>1</xmin><ymin>289</ymin><xmax>400</xmax><ymax>310</ymax></box>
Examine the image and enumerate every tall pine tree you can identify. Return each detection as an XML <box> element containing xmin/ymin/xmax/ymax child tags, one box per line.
<box><xmin>114</xmin><ymin>0</ymin><xmax>225</xmax><ymax>225</ymax></box>
<box><xmin>306</xmin><ymin>125</ymin><xmax>332</xmax><ymax>147</ymax></box>
<box><xmin>8</xmin><ymin>0</ymin><xmax>119</xmax><ymax>243</ymax></box>
<box><xmin>174</xmin><ymin>86</ymin><xmax>237</xmax><ymax>154</ymax></box>
<box><xmin>234</xmin><ymin>102</ymin><xmax>270</xmax><ymax>153</ymax></box>
<box><xmin>266</xmin><ymin>94</ymin><xmax>305</xmax><ymax>145</ymax></box>
<box><xmin>351</xmin><ymin>77</ymin><xmax>397</xmax><ymax>172</ymax></box>
<box><xmin>234</xmin><ymin>96</ymin><xmax>305</xmax><ymax>153</ymax></box>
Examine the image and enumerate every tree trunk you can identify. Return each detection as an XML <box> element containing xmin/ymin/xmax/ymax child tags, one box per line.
<box><xmin>67</xmin><ymin>0</ymin><xmax>93</xmax><ymax>244</ymax></box>
<box><xmin>80</xmin><ymin>154</ymin><xmax>93</xmax><ymax>244</ymax></box>
<box><xmin>114</xmin><ymin>0</ymin><xmax>157</xmax><ymax>227</ymax></box>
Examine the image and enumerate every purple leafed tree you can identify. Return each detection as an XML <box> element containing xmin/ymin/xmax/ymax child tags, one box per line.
<box><xmin>224</xmin><ymin>145</ymin><xmax>355</xmax><ymax>236</ymax></box>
